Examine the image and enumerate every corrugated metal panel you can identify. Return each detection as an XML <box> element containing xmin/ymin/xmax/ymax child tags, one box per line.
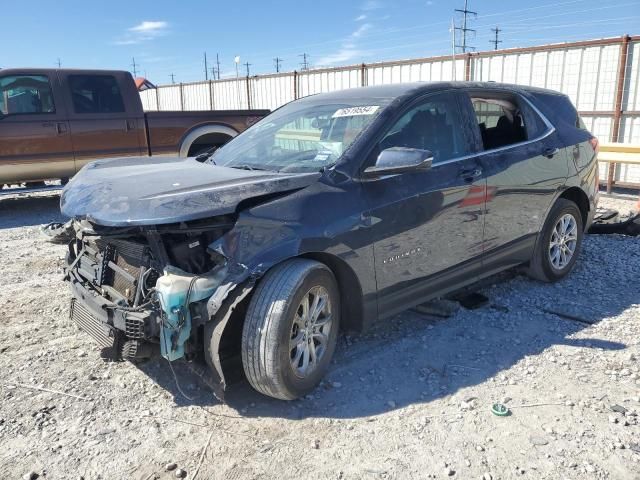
<box><xmin>182</xmin><ymin>83</ymin><xmax>210</xmax><ymax>110</ymax></box>
<box><xmin>139</xmin><ymin>89</ymin><xmax>157</xmax><ymax>111</ymax></box>
<box><xmin>157</xmin><ymin>86</ymin><xmax>181</xmax><ymax>111</ymax></box>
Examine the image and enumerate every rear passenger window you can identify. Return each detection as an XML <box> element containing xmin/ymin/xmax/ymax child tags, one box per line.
<box><xmin>471</xmin><ymin>93</ymin><xmax>549</xmax><ymax>150</ymax></box>
<box><xmin>69</xmin><ymin>75</ymin><xmax>125</xmax><ymax>114</ymax></box>
<box><xmin>379</xmin><ymin>93</ymin><xmax>473</xmax><ymax>164</ymax></box>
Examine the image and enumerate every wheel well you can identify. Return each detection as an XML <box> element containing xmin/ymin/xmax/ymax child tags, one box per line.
<box><xmin>186</xmin><ymin>132</ymin><xmax>233</xmax><ymax>156</ymax></box>
<box><xmin>559</xmin><ymin>187</ymin><xmax>589</xmax><ymax>227</ymax></box>
<box><xmin>179</xmin><ymin>124</ymin><xmax>238</xmax><ymax>157</ymax></box>
<box><xmin>299</xmin><ymin>252</ymin><xmax>365</xmax><ymax>333</ymax></box>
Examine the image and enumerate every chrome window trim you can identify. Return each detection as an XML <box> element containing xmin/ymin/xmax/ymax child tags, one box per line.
<box><xmin>353</xmin><ymin>89</ymin><xmax>556</xmax><ymax>178</ymax></box>
<box><xmin>432</xmin><ymin>93</ymin><xmax>556</xmax><ymax>167</ymax></box>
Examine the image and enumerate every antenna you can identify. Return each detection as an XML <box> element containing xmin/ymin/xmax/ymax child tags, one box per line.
<box><xmin>490</xmin><ymin>27</ymin><xmax>502</xmax><ymax>50</ymax></box>
<box><xmin>454</xmin><ymin>0</ymin><xmax>477</xmax><ymax>53</ymax></box>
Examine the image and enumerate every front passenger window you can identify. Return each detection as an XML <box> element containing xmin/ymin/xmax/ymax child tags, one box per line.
<box><xmin>379</xmin><ymin>93</ymin><xmax>471</xmax><ymax>164</ymax></box>
<box><xmin>0</xmin><ymin>75</ymin><xmax>55</xmax><ymax>115</ymax></box>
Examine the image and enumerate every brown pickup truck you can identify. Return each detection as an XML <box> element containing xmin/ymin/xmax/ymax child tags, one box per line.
<box><xmin>0</xmin><ymin>68</ymin><xmax>268</xmax><ymax>186</ymax></box>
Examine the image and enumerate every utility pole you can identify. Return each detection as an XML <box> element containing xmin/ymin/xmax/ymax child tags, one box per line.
<box><xmin>244</xmin><ymin>62</ymin><xmax>252</xmax><ymax>77</ymax></box>
<box><xmin>299</xmin><ymin>53</ymin><xmax>310</xmax><ymax>71</ymax></box>
<box><xmin>169</xmin><ymin>73</ymin><xmax>176</xmax><ymax>84</ymax></box>
<box><xmin>454</xmin><ymin>0</ymin><xmax>477</xmax><ymax>53</ymax></box>
<box><xmin>204</xmin><ymin>52</ymin><xmax>209</xmax><ymax>80</ymax></box>
<box><xmin>131</xmin><ymin>57</ymin><xmax>139</xmax><ymax>77</ymax></box>
<box><xmin>274</xmin><ymin>57</ymin><xmax>283</xmax><ymax>73</ymax></box>
<box><xmin>216</xmin><ymin>53</ymin><xmax>221</xmax><ymax>80</ymax></box>
<box><xmin>490</xmin><ymin>27</ymin><xmax>502</xmax><ymax>50</ymax></box>
<box><xmin>56</xmin><ymin>58</ymin><xmax>62</xmax><ymax>68</ymax></box>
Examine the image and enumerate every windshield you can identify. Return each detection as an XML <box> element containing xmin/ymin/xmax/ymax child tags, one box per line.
<box><xmin>210</xmin><ymin>97</ymin><xmax>392</xmax><ymax>173</ymax></box>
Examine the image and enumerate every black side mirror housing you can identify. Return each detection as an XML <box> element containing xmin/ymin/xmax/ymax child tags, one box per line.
<box><xmin>363</xmin><ymin>147</ymin><xmax>433</xmax><ymax>177</ymax></box>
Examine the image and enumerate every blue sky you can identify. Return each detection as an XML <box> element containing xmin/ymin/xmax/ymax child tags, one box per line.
<box><xmin>2</xmin><ymin>0</ymin><xmax>639</xmax><ymax>84</ymax></box>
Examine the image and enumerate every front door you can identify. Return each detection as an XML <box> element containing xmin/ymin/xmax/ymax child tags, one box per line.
<box><xmin>58</xmin><ymin>71</ymin><xmax>144</xmax><ymax>172</ymax></box>
<box><xmin>0</xmin><ymin>72</ymin><xmax>74</xmax><ymax>184</ymax></box>
<box><xmin>362</xmin><ymin>91</ymin><xmax>486</xmax><ymax>318</ymax></box>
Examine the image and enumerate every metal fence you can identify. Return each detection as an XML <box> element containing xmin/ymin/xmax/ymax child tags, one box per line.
<box><xmin>140</xmin><ymin>35</ymin><xmax>640</xmax><ymax>184</ymax></box>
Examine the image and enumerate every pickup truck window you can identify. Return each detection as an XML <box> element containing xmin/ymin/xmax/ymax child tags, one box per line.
<box><xmin>69</xmin><ymin>75</ymin><xmax>125</xmax><ymax>114</ymax></box>
<box><xmin>0</xmin><ymin>75</ymin><xmax>55</xmax><ymax>115</ymax></box>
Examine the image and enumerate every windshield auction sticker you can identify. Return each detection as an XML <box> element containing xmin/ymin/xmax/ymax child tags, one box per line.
<box><xmin>332</xmin><ymin>106</ymin><xmax>380</xmax><ymax>118</ymax></box>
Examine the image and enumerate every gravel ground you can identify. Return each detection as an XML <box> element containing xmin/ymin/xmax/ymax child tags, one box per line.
<box><xmin>0</xmin><ymin>191</ymin><xmax>639</xmax><ymax>480</ymax></box>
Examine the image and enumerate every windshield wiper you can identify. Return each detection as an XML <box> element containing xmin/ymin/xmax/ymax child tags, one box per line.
<box><xmin>230</xmin><ymin>164</ymin><xmax>270</xmax><ymax>171</ymax></box>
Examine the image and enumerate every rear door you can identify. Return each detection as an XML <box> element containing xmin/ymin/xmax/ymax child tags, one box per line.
<box><xmin>58</xmin><ymin>71</ymin><xmax>145</xmax><ymax>172</ymax></box>
<box><xmin>463</xmin><ymin>89</ymin><xmax>568</xmax><ymax>269</ymax></box>
<box><xmin>361</xmin><ymin>91</ymin><xmax>486</xmax><ymax>318</ymax></box>
<box><xmin>0</xmin><ymin>72</ymin><xmax>74</xmax><ymax>184</ymax></box>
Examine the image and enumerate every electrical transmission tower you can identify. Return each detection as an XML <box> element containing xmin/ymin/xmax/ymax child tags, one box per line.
<box><xmin>244</xmin><ymin>62</ymin><xmax>252</xmax><ymax>76</ymax></box>
<box><xmin>299</xmin><ymin>53</ymin><xmax>310</xmax><ymax>71</ymax></box>
<box><xmin>204</xmin><ymin>52</ymin><xmax>209</xmax><ymax>80</ymax></box>
<box><xmin>169</xmin><ymin>73</ymin><xmax>176</xmax><ymax>84</ymax></box>
<box><xmin>131</xmin><ymin>57</ymin><xmax>139</xmax><ymax>77</ymax></box>
<box><xmin>56</xmin><ymin>58</ymin><xmax>62</xmax><ymax>68</ymax></box>
<box><xmin>454</xmin><ymin>0</ymin><xmax>477</xmax><ymax>53</ymax></box>
<box><xmin>216</xmin><ymin>54</ymin><xmax>221</xmax><ymax>80</ymax></box>
<box><xmin>490</xmin><ymin>27</ymin><xmax>502</xmax><ymax>50</ymax></box>
<box><xmin>274</xmin><ymin>57</ymin><xmax>283</xmax><ymax>73</ymax></box>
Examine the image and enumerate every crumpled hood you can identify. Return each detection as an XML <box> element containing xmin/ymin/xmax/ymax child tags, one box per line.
<box><xmin>60</xmin><ymin>156</ymin><xmax>319</xmax><ymax>226</ymax></box>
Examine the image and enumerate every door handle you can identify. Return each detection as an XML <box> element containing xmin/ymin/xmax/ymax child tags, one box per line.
<box><xmin>56</xmin><ymin>122</ymin><xmax>67</xmax><ymax>135</ymax></box>
<box><xmin>459</xmin><ymin>168</ymin><xmax>483</xmax><ymax>183</ymax></box>
<box><xmin>125</xmin><ymin>119</ymin><xmax>136</xmax><ymax>132</ymax></box>
<box><xmin>543</xmin><ymin>147</ymin><xmax>559</xmax><ymax>158</ymax></box>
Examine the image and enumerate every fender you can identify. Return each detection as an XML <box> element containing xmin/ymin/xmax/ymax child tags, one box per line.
<box><xmin>178</xmin><ymin>123</ymin><xmax>239</xmax><ymax>157</ymax></box>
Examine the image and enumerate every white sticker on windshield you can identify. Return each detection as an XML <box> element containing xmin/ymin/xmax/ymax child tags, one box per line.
<box><xmin>332</xmin><ymin>106</ymin><xmax>380</xmax><ymax>118</ymax></box>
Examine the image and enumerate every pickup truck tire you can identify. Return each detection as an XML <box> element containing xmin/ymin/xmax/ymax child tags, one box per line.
<box><xmin>527</xmin><ymin>198</ymin><xmax>584</xmax><ymax>283</ymax></box>
<box><xmin>241</xmin><ymin>259</ymin><xmax>340</xmax><ymax>400</ymax></box>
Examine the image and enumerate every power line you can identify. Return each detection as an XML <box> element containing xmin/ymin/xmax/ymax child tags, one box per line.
<box><xmin>454</xmin><ymin>0</ymin><xmax>477</xmax><ymax>53</ymax></box>
<box><xmin>490</xmin><ymin>27</ymin><xmax>502</xmax><ymax>50</ymax></box>
<box><xmin>131</xmin><ymin>57</ymin><xmax>139</xmax><ymax>77</ymax></box>
<box><xmin>274</xmin><ymin>57</ymin><xmax>283</xmax><ymax>73</ymax></box>
<box><xmin>299</xmin><ymin>53</ymin><xmax>310</xmax><ymax>71</ymax></box>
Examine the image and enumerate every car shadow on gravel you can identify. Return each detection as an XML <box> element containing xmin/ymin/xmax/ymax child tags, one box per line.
<box><xmin>0</xmin><ymin>194</ymin><xmax>65</xmax><ymax>229</ymax></box>
<box><xmin>135</xmin><ymin>258</ymin><xmax>630</xmax><ymax>419</ymax></box>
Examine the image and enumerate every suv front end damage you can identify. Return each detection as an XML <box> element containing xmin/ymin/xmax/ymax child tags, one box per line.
<box><xmin>65</xmin><ymin>217</ymin><xmax>235</xmax><ymax>365</ymax></box>
<box><xmin>60</xmin><ymin>157</ymin><xmax>319</xmax><ymax>397</ymax></box>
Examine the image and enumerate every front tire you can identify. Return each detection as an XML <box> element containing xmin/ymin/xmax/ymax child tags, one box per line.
<box><xmin>241</xmin><ymin>259</ymin><xmax>340</xmax><ymax>400</ymax></box>
<box><xmin>527</xmin><ymin>198</ymin><xmax>584</xmax><ymax>282</ymax></box>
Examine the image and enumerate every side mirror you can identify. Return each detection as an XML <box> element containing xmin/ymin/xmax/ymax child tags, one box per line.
<box><xmin>363</xmin><ymin>147</ymin><xmax>433</xmax><ymax>177</ymax></box>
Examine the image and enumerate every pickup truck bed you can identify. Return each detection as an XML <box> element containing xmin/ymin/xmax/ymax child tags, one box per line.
<box><xmin>0</xmin><ymin>68</ymin><xmax>268</xmax><ymax>185</ymax></box>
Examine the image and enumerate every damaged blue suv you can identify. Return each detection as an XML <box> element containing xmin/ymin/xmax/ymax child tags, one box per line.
<box><xmin>61</xmin><ymin>82</ymin><xmax>599</xmax><ymax>400</ymax></box>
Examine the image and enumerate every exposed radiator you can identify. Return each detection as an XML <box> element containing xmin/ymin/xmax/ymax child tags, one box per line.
<box><xmin>69</xmin><ymin>299</ymin><xmax>114</xmax><ymax>348</ymax></box>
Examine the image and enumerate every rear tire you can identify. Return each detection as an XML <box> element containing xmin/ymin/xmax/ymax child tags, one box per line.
<box><xmin>241</xmin><ymin>259</ymin><xmax>340</xmax><ymax>400</ymax></box>
<box><xmin>527</xmin><ymin>198</ymin><xmax>584</xmax><ymax>282</ymax></box>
